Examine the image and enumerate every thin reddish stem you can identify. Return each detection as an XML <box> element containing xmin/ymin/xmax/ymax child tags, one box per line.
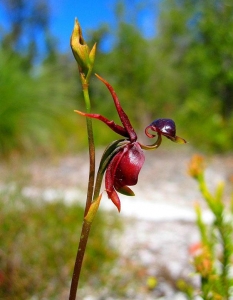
<box><xmin>69</xmin><ymin>220</ymin><xmax>91</xmax><ymax>300</ymax></box>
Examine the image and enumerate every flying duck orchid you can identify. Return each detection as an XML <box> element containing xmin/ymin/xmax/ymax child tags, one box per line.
<box><xmin>75</xmin><ymin>74</ymin><xmax>186</xmax><ymax>212</ymax></box>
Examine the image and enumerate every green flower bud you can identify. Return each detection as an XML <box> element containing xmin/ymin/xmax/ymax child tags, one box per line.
<box><xmin>70</xmin><ymin>18</ymin><xmax>96</xmax><ymax>77</ymax></box>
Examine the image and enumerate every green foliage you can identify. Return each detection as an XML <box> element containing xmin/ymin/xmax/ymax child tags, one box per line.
<box><xmin>0</xmin><ymin>185</ymin><xmax>121</xmax><ymax>299</ymax></box>
<box><xmin>155</xmin><ymin>0</ymin><xmax>233</xmax><ymax>152</ymax></box>
<box><xmin>181</xmin><ymin>155</ymin><xmax>233</xmax><ymax>299</ymax></box>
<box><xmin>0</xmin><ymin>47</ymin><xmax>85</xmax><ymax>157</ymax></box>
<box><xmin>0</xmin><ymin>0</ymin><xmax>89</xmax><ymax>157</ymax></box>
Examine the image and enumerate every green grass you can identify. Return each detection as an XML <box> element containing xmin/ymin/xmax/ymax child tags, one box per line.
<box><xmin>0</xmin><ymin>185</ymin><xmax>122</xmax><ymax>299</ymax></box>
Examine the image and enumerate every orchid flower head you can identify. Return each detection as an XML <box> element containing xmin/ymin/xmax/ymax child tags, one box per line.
<box><xmin>75</xmin><ymin>74</ymin><xmax>186</xmax><ymax>211</ymax></box>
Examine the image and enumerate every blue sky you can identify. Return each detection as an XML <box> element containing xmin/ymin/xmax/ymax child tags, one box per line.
<box><xmin>0</xmin><ymin>0</ymin><xmax>159</xmax><ymax>53</ymax></box>
<box><xmin>49</xmin><ymin>0</ymin><xmax>159</xmax><ymax>52</ymax></box>
<box><xmin>49</xmin><ymin>0</ymin><xmax>118</xmax><ymax>52</ymax></box>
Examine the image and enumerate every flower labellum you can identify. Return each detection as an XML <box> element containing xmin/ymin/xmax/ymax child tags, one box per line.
<box><xmin>145</xmin><ymin>118</ymin><xmax>186</xmax><ymax>144</ymax></box>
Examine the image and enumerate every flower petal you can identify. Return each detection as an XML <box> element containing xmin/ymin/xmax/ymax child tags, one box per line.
<box><xmin>95</xmin><ymin>74</ymin><xmax>137</xmax><ymax>142</ymax></box>
<box><xmin>74</xmin><ymin>110</ymin><xmax>129</xmax><ymax>137</ymax></box>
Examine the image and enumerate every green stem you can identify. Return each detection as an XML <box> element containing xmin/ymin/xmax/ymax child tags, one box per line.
<box><xmin>69</xmin><ymin>76</ymin><xmax>95</xmax><ymax>300</ymax></box>
<box><xmin>83</xmin><ymin>92</ymin><xmax>95</xmax><ymax>215</ymax></box>
<box><xmin>217</xmin><ymin>217</ymin><xmax>230</xmax><ymax>297</ymax></box>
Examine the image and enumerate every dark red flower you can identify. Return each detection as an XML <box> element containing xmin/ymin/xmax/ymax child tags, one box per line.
<box><xmin>105</xmin><ymin>142</ymin><xmax>145</xmax><ymax>211</ymax></box>
<box><xmin>75</xmin><ymin>74</ymin><xmax>186</xmax><ymax>211</ymax></box>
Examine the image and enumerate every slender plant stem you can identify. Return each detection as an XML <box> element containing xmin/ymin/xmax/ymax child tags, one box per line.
<box><xmin>82</xmin><ymin>84</ymin><xmax>95</xmax><ymax>216</ymax></box>
<box><xmin>69</xmin><ymin>220</ymin><xmax>91</xmax><ymax>300</ymax></box>
<box><xmin>84</xmin><ymin>118</ymin><xmax>95</xmax><ymax>214</ymax></box>
<box><xmin>68</xmin><ymin>170</ymin><xmax>104</xmax><ymax>300</ymax></box>
<box><xmin>69</xmin><ymin>78</ymin><xmax>96</xmax><ymax>300</ymax></box>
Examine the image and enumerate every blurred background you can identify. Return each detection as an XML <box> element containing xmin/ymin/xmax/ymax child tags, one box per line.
<box><xmin>1</xmin><ymin>0</ymin><xmax>233</xmax><ymax>157</ymax></box>
<box><xmin>1</xmin><ymin>0</ymin><xmax>233</xmax><ymax>299</ymax></box>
